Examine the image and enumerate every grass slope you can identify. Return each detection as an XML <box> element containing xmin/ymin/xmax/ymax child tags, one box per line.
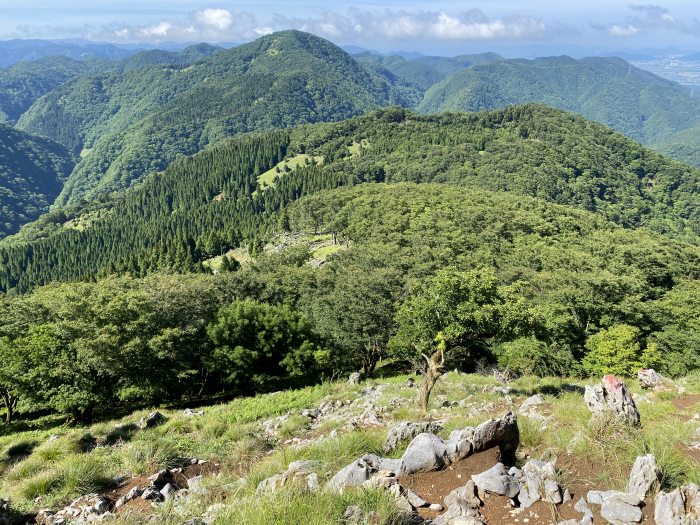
<box><xmin>2</xmin><ymin>372</ymin><xmax>700</xmax><ymax>524</ymax></box>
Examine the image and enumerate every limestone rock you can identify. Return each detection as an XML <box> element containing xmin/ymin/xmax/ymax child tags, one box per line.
<box><xmin>519</xmin><ymin>394</ymin><xmax>545</xmax><ymax>414</ymax></box>
<box><xmin>430</xmin><ymin>481</ymin><xmax>484</xmax><ymax>525</ymax></box>
<box><xmin>383</xmin><ymin>421</ymin><xmax>443</xmax><ymax>453</ymax></box>
<box><xmin>637</xmin><ymin>369</ymin><xmax>663</xmax><ymax>389</ymax></box>
<box><xmin>471</xmin><ymin>463</ymin><xmax>520</xmax><ymax>498</ymax></box>
<box><xmin>625</xmin><ymin>454</ymin><xmax>660</xmax><ymax>498</ymax></box>
<box><xmin>587</xmin><ymin>491</ymin><xmax>643</xmax><ymax>525</ymax></box>
<box><xmin>348</xmin><ymin>372</ymin><xmax>361</xmax><ymax>385</ymax></box>
<box><xmin>328</xmin><ymin>412</ymin><xmax>519</xmax><ymax>490</ymax></box>
<box><xmin>139</xmin><ymin>411</ymin><xmax>166</xmax><ymax>429</ymax></box>
<box><xmin>256</xmin><ymin>460</ymin><xmax>322</xmax><ymax>495</ymax></box>
<box><xmin>517</xmin><ymin>459</ymin><xmax>562</xmax><ymax>508</ymax></box>
<box><xmin>584</xmin><ymin>375</ymin><xmax>640</xmax><ymax>426</ymax></box>
<box><xmin>655</xmin><ymin>484</ymin><xmax>700</xmax><ymax>525</ymax></box>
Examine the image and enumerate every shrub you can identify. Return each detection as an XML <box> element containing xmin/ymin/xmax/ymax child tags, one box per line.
<box><xmin>494</xmin><ymin>337</ymin><xmax>576</xmax><ymax>377</ymax></box>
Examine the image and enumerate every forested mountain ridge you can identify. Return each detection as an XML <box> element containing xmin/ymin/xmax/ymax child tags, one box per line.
<box><xmin>16</xmin><ymin>31</ymin><xmax>420</xmax><ymax>206</ymax></box>
<box><xmin>354</xmin><ymin>51</ymin><xmax>503</xmax><ymax>90</ymax></box>
<box><xmin>0</xmin><ymin>44</ymin><xmax>223</xmax><ymax>127</ymax></box>
<box><xmin>0</xmin><ymin>57</ymin><xmax>105</xmax><ymax>124</ymax></box>
<box><xmin>0</xmin><ymin>123</ymin><xmax>76</xmax><ymax>238</ymax></box>
<box><xmin>3</xmin><ymin>104</ymin><xmax>700</xmax><ymax>293</ymax></box>
<box><xmin>0</xmin><ymin>39</ymin><xmax>133</xmax><ymax>67</ymax></box>
<box><xmin>418</xmin><ymin>55</ymin><xmax>700</xmax><ymax>167</ymax></box>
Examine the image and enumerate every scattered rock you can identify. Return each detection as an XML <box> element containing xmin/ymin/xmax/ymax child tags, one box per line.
<box><xmin>471</xmin><ymin>463</ymin><xmax>520</xmax><ymax>498</ymax></box>
<box><xmin>257</xmin><ymin>460</ymin><xmax>322</xmax><ymax>495</ymax></box>
<box><xmin>517</xmin><ymin>459</ymin><xmax>563</xmax><ymax>508</ymax></box>
<box><xmin>430</xmin><ymin>481</ymin><xmax>484</xmax><ymax>525</ymax></box>
<box><xmin>348</xmin><ymin>372</ymin><xmax>362</xmax><ymax>385</ymax></box>
<box><xmin>139</xmin><ymin>411</ymin><xmax>166</xmax><ymax>429</ymax></box>
<box><xmin>625</xmin><ymin>454</ymin><xmax>660</xmax><ymax>498</ymax></box>
<box><xmin>329</xmin><ymin>412</ymin><xmax>520</xmax><ymax>491</ymax></box>
<box><xmin>406</xmin><ymin>488</ymin><xmax>428</xmax><ymax>508</ymax></box>
<box><xmin>301</xmin><ymin>408</ymin><xmax>321</xmax><ymax>419</ymax></box>
<box><xmin>160</xmin><ymin>483</ymin><xmax>176</xmax><ymax>499</ymax></box>
<box><xmin>519</xmin><ymin>394</ymin><xmax>545</xmax><ymax>414</ymax></box>
<box><xmin>637</xmin><ymin>369</ymin><xmax>663</xmax><ymax>389</ymax></box>
<box><xmin>115</xmin><ymin>486</ymin><xmax>142</xmax><ymax>509</ymax></box>
<box><xmin>141</xmin><ymin>487</ymin><xmax>163</xmax><ymax>502</ymax></box>
<box><xmin>183</xmin><ymin>408</ymin><xmax>205</xmax><ymax>417</ymax></box>
<box><xmin>36</xmin><ymin>494</ymin><xmax>111</xmax><ymax>524</ymax></box>
<box><xmin>587</xmin><ymin>490</ymin><xmax>643</xmax><ymax>525</ymax></box>
<box><xmin>584</xmin><ymin>375</ymin><xmax>640</xmax><ymax>426</ymax></box>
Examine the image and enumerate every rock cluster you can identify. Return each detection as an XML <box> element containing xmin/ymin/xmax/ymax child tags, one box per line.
<box><xmin>558</xmin><ymin>454</ymin><xmax>658</xmax><ymax>525</ymax></box>
<box><xmin>36</xmin><ymin>495</ymin><xmax>111</xmax><ymax>524</ymax></box>
<box><xmin>587</xmin><ymin>490</ymin><xmax>644</xmax><ymax>524</ymax></box>
<box><xmin>328</xmin><ymin>412</ymin><xmax>519</xmax><ymax>491</ymax></box>
<box><xmin>655</xmin><ymin>483</ymin><xmax>700</xmax><ymax>524</ymax></box>
<box><xmin>584</xmin><ymin>375</ymin><xmax>640</xmax><ymax>426</ymax></box>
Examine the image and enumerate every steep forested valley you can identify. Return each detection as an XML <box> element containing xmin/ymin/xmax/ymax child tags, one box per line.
<box><xmin>2</xmin><ymin>27</ymin><xmax>700</xmax><ymax>525</ymax></box>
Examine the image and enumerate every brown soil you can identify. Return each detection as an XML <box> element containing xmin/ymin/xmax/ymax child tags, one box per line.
<box><xmin>399</xmin><ymin>449</ymin><xmax>656</xmax><ymax>524</ymax></box>
<box><xmin>672</xmin><ymin>393</ymin><xmax>700</xmax><ymax>411</ymax></box>
<box><xmin>102</xmin><ymin>462</ymin><xmax>221</xmax><ymax>514</ymax></box>
<box><xmin>399</xmin><ymin>447</ymin><xmax>501</xmax><ymax>518</ymax></box>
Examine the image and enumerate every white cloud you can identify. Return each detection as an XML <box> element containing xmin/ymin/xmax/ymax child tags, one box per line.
<box><xmin>139</xmin><ymin>22</ymin><xmax>171</xmax><ymax>38</ymax></box>
<box><xmin>276</xmin><ymin>9</ymin><xmax>546</xmax><ymax>42</ymax></box>
<box><xmin>32</xmin><ymin>7</ymin><xmax>548</xmax><ymax>45</ymax></box>
<box><xmin>608</xmin><ymin>24</ymin><xmax>639</xmax><ymax>37</ymax></box>
<box><xmin>196</xmin><ymin>8</ymin><xmax>233</xmax><ymax>31</ymax></box>
<box><xmin>602</xmin><ymin>5</ymin><xmax>700</xmax><ymax>37</ymax></box>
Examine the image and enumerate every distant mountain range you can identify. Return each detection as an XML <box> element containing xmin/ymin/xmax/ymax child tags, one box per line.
<box><xmin>3</xmin><ymin>31</ymin><xmax>700</xmax><ymax>238</ymax></box>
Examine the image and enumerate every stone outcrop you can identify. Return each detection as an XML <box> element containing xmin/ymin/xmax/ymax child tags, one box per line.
<box><xmin>625</xmin><ymin>454</ymin><xmax>660</xmax><ymax>498</ymax></box>
<box><xmin>256</xmin><ymin>460</ymin><xmax>321</xmax><ymax>495</ymax></box>
<box><xmin>431</xmin><ymin>481</ymin><xmax>484</xmax><ymax>525</ymax></box>
<box><xmin>587</xmin><ymin>490</ymin><xmax>643</xmax><ymax>525</ymax></box>
<box><xmin>328</xmin><ymin>412</ymin><xmax>519</xmax><ymax>491</ymax></box>
<box><xmin>383</xmin><ymin>421</ymin><xmax>443</xmax><ymax>453</ymax></box>
<box><xmin>637</xmin><ymin>369</ymin><xmax>663</xmax><ymax>389</ymax></box>
<box><xmin>471</xmin><ymin>463</ymin><xmax>519</xmax><ymax>498</ymax></box>
<box><xmin>584</xmin><ymin>375</ymin><xmax>640</xmax><ymax>426</ymax></box>
<box><xmin>655</xmin><ymin>484</ymin><xmax>700</xmax><ymax>525</ymax></box>
<box><xmin>138</xmin><ymin>411</ymin><xmax>166</xmax><ymax>429</ymax></box>
<box><xmin>516</xmin><ymin>459</ymin><xmax>563</xmax><ymax>508</ymax></box>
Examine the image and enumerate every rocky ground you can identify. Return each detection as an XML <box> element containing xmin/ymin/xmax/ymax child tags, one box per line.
<box><xmin>1</xmin><ymin>370</ymin><xmax>700</xmax><ymax>524</ymax></box>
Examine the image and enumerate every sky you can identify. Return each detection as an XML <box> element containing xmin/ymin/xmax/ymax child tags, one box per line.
<box><xmin>2</xmin><ymin>1</ymin><xmax>700</xmax><ymax>56</ymax></box>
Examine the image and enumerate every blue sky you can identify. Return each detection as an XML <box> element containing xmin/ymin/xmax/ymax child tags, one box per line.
<box><xmin>2</xmin><ymin>1</ymin><xmax>700</xmax><ymax>56</ymax></box>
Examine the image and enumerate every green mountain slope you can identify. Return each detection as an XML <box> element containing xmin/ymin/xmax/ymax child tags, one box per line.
<box><xmin>17</xmin><ymin>31</ymin><xmax>419</xmax><ymax>206</ymax></box>
<box><xmin>418</xmin><ymin>56</ymin><xmax>700</xmax><ymax>166</ymax></box>
<box><xmin>0</xmin><ymin>56</ymin><xmax>107</xmax><ymax>124</ymax></box>
<box><xmin>0</xmin><ymin>45</ymin><xmax>223</xmax><ymax>126</ymax></box>
<box><xmin>355</xmin><ymin>52</ymin><xmax>502</xmax><ymax>90</ymax></box>
<box><xmin>0</xmin><ymin>123</ymin><xmax>76</xmax><ymax>238</ymax></box>
<box><xmin>3</xmin><ymin>104</ymin><xmax>700</xmax><ymax>293</ymax></box>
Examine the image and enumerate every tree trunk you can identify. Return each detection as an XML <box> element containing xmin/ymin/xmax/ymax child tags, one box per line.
<box><xmin>1</xmin><ymin>388</ymin><xmax>17</xmax><ymax>424</ymax></box>
<box><xmin>417</xmin><ymin>347</ymin><xmax>445</xmax><ymax>412</ymax></box>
